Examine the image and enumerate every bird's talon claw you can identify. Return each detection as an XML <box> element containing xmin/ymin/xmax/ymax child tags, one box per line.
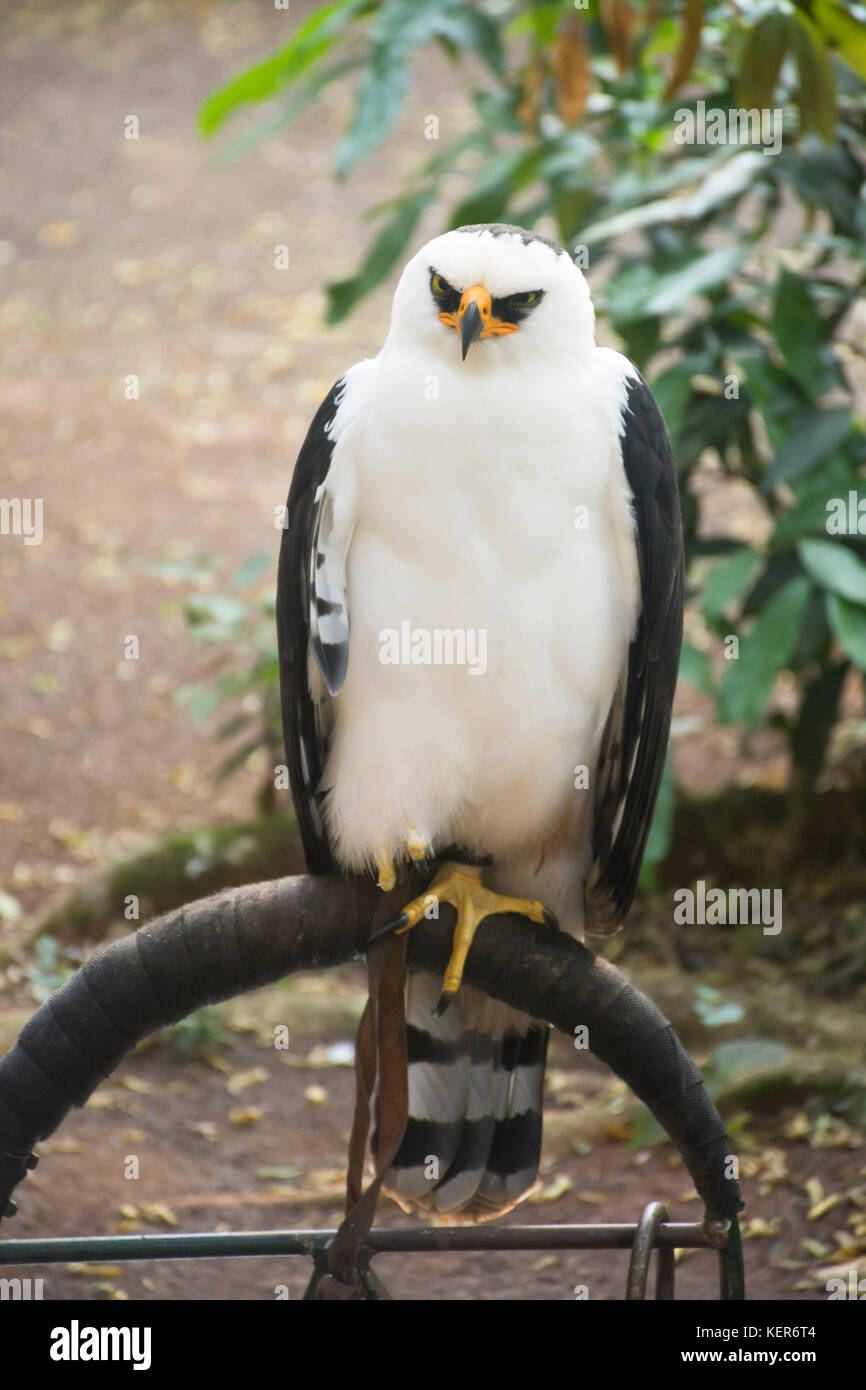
<box><xmin>432</xmin><ymin>990</ymin><xmax>455</xmax><ymax>1019</ymax></box>
<box><xmin>367</xmin><ymin>911</ymin><xmax>410</xmax><ymax>946</ymax></box>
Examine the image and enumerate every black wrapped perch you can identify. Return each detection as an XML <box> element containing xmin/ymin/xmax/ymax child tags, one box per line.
<box><xmin>0</xmin><ymin>873</ymin><xmax>744</xmax><ymax>1297</ymax></box>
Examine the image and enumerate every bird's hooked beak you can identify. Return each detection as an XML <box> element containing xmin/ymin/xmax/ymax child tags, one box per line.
<box><xmin>439</xmin><ymin>285</ymin><xmax>519</xmax><ymax>360</ymax></box>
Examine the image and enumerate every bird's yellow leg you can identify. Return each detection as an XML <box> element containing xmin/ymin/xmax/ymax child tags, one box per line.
<box><xmin>369</xmin><ymin>861</ymin><xmax>553</xmax><ymax>1016</ymax></box>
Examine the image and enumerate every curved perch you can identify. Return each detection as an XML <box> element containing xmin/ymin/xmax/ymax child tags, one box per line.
<box><xmin>0</xmin><ymin>873</ymin><xmax>743</xmax><ymax>1230</ymax></box>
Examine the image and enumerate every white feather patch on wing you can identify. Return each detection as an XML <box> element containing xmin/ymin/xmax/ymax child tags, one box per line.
<box><xmin>309</xmin><ymin>485</ymin><xmax>352</xmax><ymax>696</ymax></box>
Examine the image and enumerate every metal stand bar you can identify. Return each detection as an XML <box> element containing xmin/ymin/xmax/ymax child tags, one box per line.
<box><xmin>0</xmin><ymin>1210</ymin><xmax>746</xmax><ymax>1300</ymax></box>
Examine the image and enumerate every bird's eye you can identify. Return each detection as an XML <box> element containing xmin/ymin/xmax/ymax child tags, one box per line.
<box><xmin>429</xmin><ymin>269</ymin><xmax>461</xmax><ymax>316</ymax></box>
<box><xmin>430</xmin><ymin>271</ymin><xmax>456</xmax><ymax>299</ymax></box>
<box><xmin>491</xmin><ymin>288</ymin><xmax>545</xmax><ymax>323</ymax></box>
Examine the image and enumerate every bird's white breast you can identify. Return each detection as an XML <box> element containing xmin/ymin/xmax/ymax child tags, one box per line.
<box><xmin>319</xmin><ymin>343</ymin><xmax>640</xmax><ymax>880</ymax></box>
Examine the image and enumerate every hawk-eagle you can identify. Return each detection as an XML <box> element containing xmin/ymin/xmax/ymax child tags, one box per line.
<box><xmin>277</xmin><ymin>223</ymin><xmax>683</xmax><ymax>1221</ymax></box>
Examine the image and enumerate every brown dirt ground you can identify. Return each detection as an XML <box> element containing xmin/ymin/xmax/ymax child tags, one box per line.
<box><xmin>4</xmin><ymin>1019</ymin><xmax>864</xmax><ymax>1303</ymax></box>
<box><xmin>1</xmin><ymin>0</ymin><xmax>864</xmax><ymax>1302</ymax></box>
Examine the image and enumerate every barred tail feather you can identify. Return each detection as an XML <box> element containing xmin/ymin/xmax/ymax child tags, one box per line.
<box><xmin>382</xmin><ymin>972</ymin><xmax>548</xmax><ymax>1222</ymax></box>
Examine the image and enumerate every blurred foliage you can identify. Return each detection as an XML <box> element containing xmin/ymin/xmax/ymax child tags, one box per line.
<box><xmin>198</xmin><ymin>1</ymin><xmax>866</xmax><ymax>855</ymax></box>
<box><xmin>152</xmin><ymin>554</ymin><xmax>283</xmax><ymax>810</ymax></box>
<box><xmin>28</xmin><ymin>935</ymin><xmax>75</xmax><ymax>1004</ymax></box>
<box><xmin>170</xmin><ymin>1006</ymin><xmax>226</xmax><ymax>1060</ymax></box>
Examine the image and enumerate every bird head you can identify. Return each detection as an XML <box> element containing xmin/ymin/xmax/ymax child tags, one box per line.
<box><xmin>386</xmin><ymin>223</ymin><xmax>596</xmax><ymax>365</ymax></box>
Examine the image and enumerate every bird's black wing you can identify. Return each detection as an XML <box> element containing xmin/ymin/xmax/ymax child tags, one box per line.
<box><xmin>276</xmin><ymin>378</ymin><xmax>349</xmax><ymax>874</ymax></box>
<box><xmin>585</xmin><ymin>369</ymin><xmax>684</xmax><ymax>934</ymax></box>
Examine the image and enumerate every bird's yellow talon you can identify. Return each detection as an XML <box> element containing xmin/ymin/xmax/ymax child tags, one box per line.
<box><xmin>384</xmin><ymin>861</ymin><xmax>552</xmax><ymax>1007</ymax></box>
<box><xmin>376</xmin><ymin>848</ymin><xmax>396</xmax><ymax>893</ymax></box>
<box><xmin>406</xmin><ymin>828</ymin><xmax>429</xmax><ymax>863</ymax></box>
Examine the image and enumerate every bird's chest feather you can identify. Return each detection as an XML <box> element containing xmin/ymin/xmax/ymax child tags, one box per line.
<box><xmin>321</xmin><ymin>350</ymin><xmax>639</xmax><ymax>860</ymax></box>
<box><xmin>339</xmin><ymin>353</ymin><xmax>634</xmax><ymax>678</ymax></box>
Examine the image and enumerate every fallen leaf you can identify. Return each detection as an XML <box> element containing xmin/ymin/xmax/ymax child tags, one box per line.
<box><xmin>744</xmin><ymin>1218</ymin><xmax>780</xmax><ymax>1238</ymax></box>
<box><xmin>802</xmin><ymin>1238</ymin><xmax>829</xmax><ymax>1258</ymax></box>
<box><xmin>605</xmin><ymin>1122</ymin><xmax>632</xmax><ymax>1142</ymax></box>
<box><xmin>808</xmin><ymin>1193</ymin><xmax>844</xmax><ymax>1221</ymax></box>
<box><xmin>118</xmin><ymin>1075</ymin><xmax>152</xmax><ymax>1094</ymax></box>
<box><xmin>138</xmin><ymin>1202</ymin><xmax>178</xmax><ymax>1227</ymax></box>
<box><xmin>226</xmin><ymin>1066</ymin><xmax>269</xmax><ymax>1096</ymax></box>
<box><xmin>228</xmin><ymin>1106</ymin><xmax>263</xmax><ymax>1127</ymax></box>
<box><xmin>190</xmin><ymin>1121</ymin><xmax>220</xmax><ymax>1142</ymax></box>
<box><xmin>530</xmin><ymin>1255</ymin><xmax>558</xmax><ymax>1272</ymax></box>
<box><xmin>529</xmin><ymin>1173</ymin><xmax>574</xmax><ymax>1204</ymax></box>
<box><xmin>42</xmin><ymin>1138</ymin><xmax>83</xmax><ymax>1155</ymax></box>
<box><xmin>805</xmin><ymin>1177</ymin><xmax>824</xmax><ymax>1208</ymax></box>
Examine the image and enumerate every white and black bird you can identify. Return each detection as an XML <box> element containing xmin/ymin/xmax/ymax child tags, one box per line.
<box><xmin>277</xmin><ymin>223</ymin><xmax>683</xmax><ymax>1221</ymax></box>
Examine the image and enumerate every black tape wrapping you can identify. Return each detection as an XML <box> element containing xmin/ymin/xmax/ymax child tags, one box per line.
<box><xmin>0</xmin><ymin>874</ymin><xmax>743</xmax><ymax>1223</ymax></box>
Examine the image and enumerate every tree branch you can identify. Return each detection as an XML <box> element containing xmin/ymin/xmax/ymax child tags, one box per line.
<box><xmin>0</xmin><ymin>873</ymin><xmax>743</xmax><ymax>1229</ymax></box>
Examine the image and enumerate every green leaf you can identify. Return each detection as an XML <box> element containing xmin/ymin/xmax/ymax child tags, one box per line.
<box><xmin>174</xmin><ymin>683</ymin><xmax>225</xmax><ymax>721</ymax></box>
<box><xmin>326</xmin><ymin>186</ymin><xmax>436</xmax><ymax>322</ymax></box>
<box><xmin>762</xmin><ymin>408</ymin><xmax>853</xmax><ymax>490</ymax></box>
<box><xmin>769</xmin><ymin>460</ymin><xmax>856</xmax><ymax>547</ymax></box>
<box><xmin>650</xmin><ymin>356</ymin><xmax>710</xmax><ymax>440</ymax></box>
<box><xmin>472</xmin><ymin>88</ymin><xmax>524</xmax><ymax>134</ymax></box>
<box><xmin>199</xmin><ymin>0</ymin><xmax>365</xmax><ymax>135</ymax></box>
<box><xmin>335</xmin><ymin>48</ymin><xmax>410</xmax><ymax>178</ymax></box>
<box><xmin>737</xmin><ymin>13</ymin><xmax>791</xmax><ymax>109</ymax></box>
<box><xmin>233</xmin><ymin>552</ymin><xmax>272</xmax><ymax>589</ymax></box>
<box><xmin>798</xmin><ymin>538</ymin><xmax>866</xmax><ymax>604</ymax></box>
<box><xmin>679</xmin><ymin>641</ymin><xmax>712</xmax><ymax>694</ymax></box>
<box><xmin>448</xmin><ymin>148</ymin><xmax>539</xmax><ymax>230</ymax></box>
<box><xmin>771</xmin><ymin>270</ymin><xmax>823</xmax><ymax>399</ymax></box>
<box><xmin>812</xmin><ymin>0</ymin><xmax>866</xmax><ymax>81</ymax></box>
<box><xmin>827</xmin><ymin>592</ymin><xmax>866</xmax><ymax>669</ymax></box>
<box><xmin>791</xmin><ymin>12</ymin><xmax>838</xmax><ymax>141</ymax></box>
<box><xmin>213</xmin><ymin>56</ymin><xmax>364</xmax><ymax>165</ymax></box>
<box><xmin>693</xmin><ymin>985</ymin><xmax>745</xmax><ymax>1029</ymax></box>
<box><xmin>435</xmin><ymin>7</ymin><xmax>505</xmax><ymax>76</ymax></box>
<box><xmin>630</xmin><ymin>1102</ymin><xmax>668</xmax><ymax>1150</ymax></box>
<box><xmin>337</xmin><ymin>0</ymin><xmax>491</xmax><ymax>178</ymax></box>
<box><xmin>702</xmin><ymin>1040</ymin><xmax>792</xmax><ymax>1098</ymax></box>
<box><xmin>791</xmin><ymin>656</ymin><xmax>848</xmax><ymax>788</ymax></box>
<box><xmin>638</xmin><ymin>753</ymin><xmax>675</xmax><ymax>893</ymax></box>
<box><xmin>772</xmin><ymin>141</ymin><xmax>863</xmax><ymax>236</ymax></box>
<box><xmin>643</xmin><ymin>247</ymin><xmax>745</xmax><ymax>318</ymax></box>
<box><xmin>719</xmin><ymin>576</ymin><xmax>812</xmax><ymax>725</ymax></box>
<box><xmin>582</xmin><ymin>153</ymin><xmax>767</xmax><ymax>243</ymax></box>
<box><xmin>702</xmin><ymin>548</ymin><xmax>764</xmax><ymax>622</ymax></box>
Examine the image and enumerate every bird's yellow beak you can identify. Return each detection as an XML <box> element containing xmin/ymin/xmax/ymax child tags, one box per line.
<box><xmin>438</xmin><ymin>285</ymin><xmax>518</xmax><ymax>359</ymax></box>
